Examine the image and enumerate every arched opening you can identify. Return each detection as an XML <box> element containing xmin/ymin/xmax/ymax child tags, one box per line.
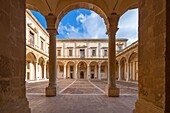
<box><xmin>38</xmin><ymin>57</ymin><xmax>45</xmax><ymax>79</ymax></box>
<box><xmin>120</xmin><ymin>57</ymin><xmax>127</xmax><ymax>81</ymax></box>
<box><xmin>26</xmin><ymin>52</ymin><xmax>37</xmax><ymax>80</ymax></box>
<box><xmin>56</xmin><ymin>2</ymin><xmax>109</xmax><ymax>32</ymax></box>
<box><xmin>77</xmin><ymin>61</ymin><xmax>87</xmax><ymax>79</ymax></box>
<box><xmin>89</xmin><ymin>61</ymin><xmax>98</xmax><ymax>79</ymax></box>
<box><xmin>129</xmin><ymin>52</ymin><xmax>138</xmax><ymax>81</ymax></box>
<box><xmin>57</xmin><ymin>61</ymin><xmax>64</xmax><ymax>79</ymax></box>
<box><xmin>101</xmin><ymin>61</ymin><xmax>108</xmax><ymax>79</ymax></box>
<box><xmin>66</xmin><ymin>61</ymin><xmax>75</xmax><ymax>79</ymax></box>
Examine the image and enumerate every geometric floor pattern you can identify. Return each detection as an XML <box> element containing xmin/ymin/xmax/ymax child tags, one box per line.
<box><xmin>26</xmin><ymin>79</ymin><xmax>138</xmax><ymax>113</ymax></box>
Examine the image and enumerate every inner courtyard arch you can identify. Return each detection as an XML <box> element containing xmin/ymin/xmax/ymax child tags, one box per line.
<box><xmin>66</xmin><ymin>61</ymin><xmax>75</xmax><ymax>79</ymax></box>
<box><xmin>120</xmin><ymin>57</ymin><xmax>127</xmax><ymax>81</ymax></box>
<box><xmin>89</xmin><ymin>61</ymin><xmax>98</xmax><ymax>79</ymax></box>
<box><xmin>26</xmin><ymin>52</ymin><xmax>37</xmax><ymax>80</ymax></box>
<box><xmin>101</xmin><ymin>61</ymin><xmax>108</xmax><ymax>79</ymax></box>
<box><xmin>129</xmin><ymin>52</ymin><xmax>138</xmax><ymax>81</ymax></box>
<box><xmin>77</xmin><ymin>61</ymin><xmax>87</xmax><ymax>79</ymax></box>
<box><xmin>38</xmin><ymin>57</ymin><xmax>45</xmax><ymax>79</ymax></box>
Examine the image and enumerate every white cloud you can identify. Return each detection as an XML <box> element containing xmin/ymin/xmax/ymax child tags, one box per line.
<box><xmin>58</xmin><ymin>11</ymin><xmax>108</xmax><ymax>39</ymax></box>
<box><xmin>58</xmin><ymin>9</ymin><xmax>138</xmax><ymax>45</ymax></box>
<box><xmin>117</xmin><ymin>9</ymin><xmax>139</xmax><ymax>45</ymax></box>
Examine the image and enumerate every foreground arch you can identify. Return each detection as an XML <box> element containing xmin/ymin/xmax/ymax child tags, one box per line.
<box><xmin>2</xmin><ymin>0</ymin><xmax>170</xmax><ymax>113</ymax></box>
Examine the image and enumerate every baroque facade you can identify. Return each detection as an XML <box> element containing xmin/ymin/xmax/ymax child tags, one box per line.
<box><xmin>26</xmin><ymin>10</ymin><xmax>138</xmax><ymax>81</ymax></box>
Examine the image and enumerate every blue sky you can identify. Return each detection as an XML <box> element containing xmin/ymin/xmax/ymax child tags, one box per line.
<box><xmin>31</xmin><ymin>8</ymin><xmax>138</xmax><ymax>45</ymax></box>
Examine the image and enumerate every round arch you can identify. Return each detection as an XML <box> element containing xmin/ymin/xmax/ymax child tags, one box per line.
<box><xmin>66</xmin><ymin>61</ymin><xmax>75</xmax><ymax>79</ymax></box>
<box><xmin>57</xmin><ymin>61</ymin><xmax>65</xmax><ymax>79</ymax></box>
<box><xmin>77</xmin><ymin>61</ymin><xmax>87</xmax><ymax>79</ymax></box>
<box><xmin>38</xmin><ymin>57</ymin><xmax>45</xmax><ymax>79</ymax></box>
<box><xmin>56</xmin><ymin>2</ymin><xmax>109</xmax><ymax>30</ymax></box>
<box><xmin>26</xmin><ymin>52</ymin><xmax>37</xmax><ymax>80</ymax></box>
<box><xmin>26</xmin><ymin>52</ymin><xmax>37</xmax><ymax>62</ymax></box>
<box><xmin>89</xmin><ymin>61</ymin><xmax>98</xmax><ymax>79</ymax></box>
<box><xmin>128</xmin><ymin>52</ymin><xmax>138</xmax><ymax>81</ymax></box>
<box><xmin>120</xmin><ymin>57</ymin><xmax>127</xmax><ymax>80</ymax></box>
<box><xmin>100</xmin><ymin>61</ymin><xmax>108</xmax><ymax>79</ymax></box>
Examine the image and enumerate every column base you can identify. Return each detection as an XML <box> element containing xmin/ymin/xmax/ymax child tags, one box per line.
<box><xmin>46</xmin><ymin>86</ymin><xmax>58</xmax><ymax>97</ymax></box>
<box><xmin>105</xmin><ymin>85</ymin><xmax>119</xmax><ymax>97</ymax></box>
<box><xmin>133</xmin><ymin>99</ymin><xmax>164</xmax><ymax>113</ymax></box>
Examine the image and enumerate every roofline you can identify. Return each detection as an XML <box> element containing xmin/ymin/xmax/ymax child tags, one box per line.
<box><xmin>56</xmin><ymin>38</ymin><xmax>128</xmax><ymax>42</ymax></box>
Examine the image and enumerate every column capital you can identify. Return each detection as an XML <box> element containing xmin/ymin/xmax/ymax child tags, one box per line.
<box><xmin>106</xmin><ymin>13</ymin><xmax>120</xmax><ymax>34</ymax></box>
<box><xmin>45</xmin><ymin>13</ymin><xmax>58</xmax><ymax>35</ymax></box>
<box><xmin>46</xmin><ymin>28</ymin><xmax>58</xmax><ymax>36</ymax></box>
<box><xmin>45</xmin><ymin>14</ymin><xmax>57</xmax><ymax>28</ymax></box>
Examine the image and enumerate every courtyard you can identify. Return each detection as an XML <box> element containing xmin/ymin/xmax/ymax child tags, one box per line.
<box><xmin>26</xmin><ymin>79</ymin><xmax>138</xmax><ymax>113</ymax></box>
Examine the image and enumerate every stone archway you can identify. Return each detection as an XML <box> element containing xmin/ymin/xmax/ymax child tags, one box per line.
<box><xmin>77</xmin><ymin>61</ymin><xmax>87</xmax><ymax>79</ymax></box>
<box><xmin>120</xmin><ymin>57</ymin><xmax>127</xmax><ymax>81</ymax></box>
<box><xmin>38</xmin><ymin>57</ymin><xmax>45</xmax><ymax>79</ymax></box>
<box><xmin>89</xmin><ymin>61</ymin><xmax>98</xmax><ymax>79</ymax></box>
<box><xmin>57</xmin><ymin>61</ymin><xmax>64</xmax><ymax>79</ymax></box>
<box><xmin>26</xmin><ymin>52</ymin><xmax>37</xmax><ymax>80</ymax></box>
<box><xmin>101</xmin><ymin>61</ymin><xmax>108</xmax><ymax>79</ymax></box>
<box><xmin>129</xmin><ymin>52</ymin><xmax>138</xmax><ymax>81</ymax></box>
<box><xmin>66</xmin><ymin>61</ymin><xmax>75</xmax><ymax>79</ymax></box>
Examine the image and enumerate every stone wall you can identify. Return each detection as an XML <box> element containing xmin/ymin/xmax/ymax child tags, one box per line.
<box><xmin>0</xmin><ymin>1</ymin><xmax>30</xmax><ymax>113</ymax></box>
<box><xmin>166</xmin><ymin>0</ymin><xmax>170</xmax><ymax>112</ymax></box>
<box><xmin>134</xmin><ymin>0</ymin><xmax>166</xmax><ymax>113</ymax></box>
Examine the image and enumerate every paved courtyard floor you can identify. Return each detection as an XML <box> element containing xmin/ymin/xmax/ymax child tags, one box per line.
<box><xmin>26</xmin><ymin>79</ymin><xmax>138</xmax><ymax>113</ymax></box>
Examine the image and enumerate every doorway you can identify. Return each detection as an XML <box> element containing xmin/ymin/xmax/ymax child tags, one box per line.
<box><xmin>80</xmin><ymin>71</ymin><xmax>84</xmax><ymax>78</ymax></box>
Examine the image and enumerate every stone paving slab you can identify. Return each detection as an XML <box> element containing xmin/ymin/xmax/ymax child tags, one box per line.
<box><xmin>90</xmin><ymin>80</ymin><xmax>138</xmax><ymax>95</ymax></box>
<box><xmin>61</xmin><ymin>79</ymin><xmax>104</xmax><ymax>94</ymax></box>
<box><xmin>26</xmin><ymin>79</ymin><xmax>138</xmax><ymax>113</ymax></box>
<box><xmin>27</xmin><ymin>95</ymin><xmax>137</xmax><ymax>113</ymax></box>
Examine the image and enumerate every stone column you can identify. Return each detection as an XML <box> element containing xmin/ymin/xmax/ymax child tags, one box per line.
<box><xmin>64</xmin><ymin>64</ymin><xmax>67</xmax><ymax>79</ymax></box>
<box><xmin>98</xmin><ymin>63</ymin><xmax>101</xmax><ymax>80</ymax></box>
<box><xmin>126</xmin><ymin>62</ymin><xmax>130</xmax><ymax>81</ymax></box>
<box><xmin>44</xmin><ymin>62</ymin><xmax>47</xmax><ymax>79</ymax></box>
<box><xmin>87</xmin><ymin>64</ymin><xmax>90</xmax><ymax>80</ymax></box>
<box><xmin>45</xmin><ymin>14</ymin><xmax>58</xmax><ymax>97</ymax></box>
<box><xmin>118</xmin><ymin>61</ymin><xmax>121</xmax><ymax>80</ymax></box>
<box><xmin>35</xmin><ymin>62</ymin><xmax>39</xmax><ymax>81</ymax></box>
<box><xmin>75</xmin><ymin>64</ymin><xmax>78</xmax><ymax>79</ymax></box>
<box><xmin>105</xmin><ymin>13</ymin><xmax>119</xmax><ymax>97</ymax></box>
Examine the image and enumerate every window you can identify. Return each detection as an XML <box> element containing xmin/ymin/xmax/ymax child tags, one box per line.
<box><xmin>101</xmin><ymin>66</ymin><xmax>105</xmax><ymax>72</ymax></box>
<box><xmin>59</xmin><ymin>65</ymin><xmax>64</xmax><ymax>72</ymax></box>
<box><xmin>41</xmin><ymin>40</ymin><xmax>44</xmax><ymax>50</ymax></box>
<box><xmin>91</xmin><ymin>66</ymin><xmax>95</xmax><ymax>72</ymax></box>
<box><xmin>70</xmin><ymin>66</ymin><xmax>73</xmax><ymax>71</ymax></box>
<box><xmin>118</xmin><ymin>46</ymin><xmax>122</xmax><ymax>51</ymax></box>
<box><xmin>104</xmin><ymin>50</ymin><xmax>108</xmax><ymax>56</ymax></box>
<box><xmin>80</xmin><ymin>49</ymin><xmax>85</xmax><ymax>58</ymax></box>
<box><xmin>69</xmin><ymin>50</ymin><xmax>72</xmax><ymax>56</ymax></box>
<box><xmin>92</xmin><ymin>50</ymin><xmax>96</xmax><ymax>56</ymax></box>
<box><xmin>29</xmin><ymin>31</ymin><xmax>34</xmax><ymax>46</ymax></box>
<box><xmin>57</xmin><ymin>50</ymin><xmax>61</xmax><ymax>56</ymax></box>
